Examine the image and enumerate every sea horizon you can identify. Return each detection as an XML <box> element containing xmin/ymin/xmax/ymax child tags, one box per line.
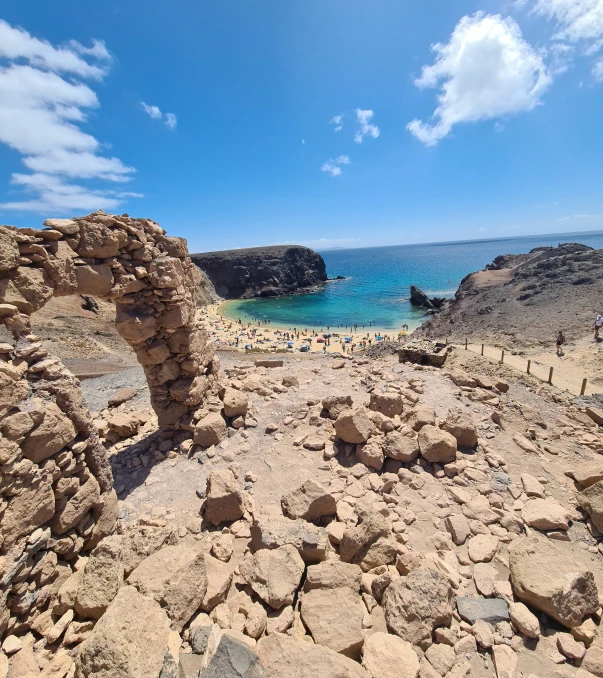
<box><xmin>221</xmin><ymin>230</ymin><xmax>603</xmax><ymax>332</ymax></box>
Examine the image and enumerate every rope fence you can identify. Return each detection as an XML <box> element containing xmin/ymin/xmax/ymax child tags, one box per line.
<box><xmin>442</xmin><ymin>337</ymin><xmax>594</xmax><ymax>397</ymax></box>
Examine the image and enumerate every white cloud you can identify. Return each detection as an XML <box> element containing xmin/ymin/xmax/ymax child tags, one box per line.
<box><xmin>330</xmin><ymin>114</ymin><xmax>344</xmax><ymax>132</ymax></box>
<box><xmin>354</xmin><ymin>109</ymin><xmax>380</xmax><ymax>143</ymax></box>
<box><xmin>141</xmin><ymin>102</ymin><xmax>177</xmax><ymax>129</ymax></box>
<box><xmin>141</xmin><ymin>102</ymin><xmax>162</xmax><ymax>119</ymax></box>
<box><xmin>0</xmin><ymin>20</ymin><xmax>137</xmax><ymax>214</ymax></box>
<box><xmin>594</xmin><ymin>57</ymin><xmax>603</xmax><ymax>78</ymax></box>
<box><xmin>407</xmin><ymin>13</ymin><xmax>551</xmax><ymax>146</ymax></box>
<box><xmin>532</xmin><ymin>0</ymin><xmax>603</xmax><ymax>46</ymax></box>
<box><xmin>334</xmin><ymin>125</ymin><xmax>342</xmax><ymax>132</ymax></box>
<box><xmin>0</xmin><ymin>20</ymin><xmax>110</xmax><ymax>79</ymax></box>
<box><xmin>320</xmin><ymin>154</ymin><xmax>351</xmax><ymax>177</ymax></box>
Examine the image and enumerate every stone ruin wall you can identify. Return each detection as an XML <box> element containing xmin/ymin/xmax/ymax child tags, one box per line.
<box><xmin>0</xmin><ymin>211</ymin><xmax>223</xmax><ymax>642</ymax></box>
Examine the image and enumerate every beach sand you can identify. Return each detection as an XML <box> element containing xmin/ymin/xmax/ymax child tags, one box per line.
<box><xmin>201</xmin><ymin>302</ymin><xmax>419</xmax><ymax>355</ymax></box>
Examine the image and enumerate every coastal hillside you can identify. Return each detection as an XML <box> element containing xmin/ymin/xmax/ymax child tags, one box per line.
<box><xmin>191</xmin><ymin>245</ymin><xmax>327</xmax><ymax>299</ymax></box>
<box><xmin>418</xmin><ymin>243</ymin><xmax>603</xmax><ymax>349</ymax></box>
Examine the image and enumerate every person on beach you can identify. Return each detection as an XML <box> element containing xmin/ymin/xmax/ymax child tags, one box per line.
<box><xmin>595</xmin><ymin>315</ymin><xmax>603</xmax><ymax>341</ymax></box>
<box><xmin>556</xmin><ymin>330</ymin><xmax>565</xmax><ymax>356</ymax></box>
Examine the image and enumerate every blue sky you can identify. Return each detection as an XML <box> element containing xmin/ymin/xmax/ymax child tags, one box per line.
<box><xmin>1</xmin><ymin>0</ymin><xmax>603</xmax><ymax>252</ymax></box>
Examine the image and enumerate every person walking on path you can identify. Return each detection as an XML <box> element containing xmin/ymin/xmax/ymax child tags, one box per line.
<box><xmin>556</xmin><ymin>330</ymin><xmax>565</xmax><ymax>357</ymax></box>
<box><xmin>595</xmin><ymin>315</ymin><xmax>603</xmax><ymax>341</ymax></box>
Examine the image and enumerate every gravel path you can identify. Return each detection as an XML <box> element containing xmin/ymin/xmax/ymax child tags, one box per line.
<box><xmin>80</xmin><ymin>366</ymin><xmax>150</xmax><ymax>413</ymax></box>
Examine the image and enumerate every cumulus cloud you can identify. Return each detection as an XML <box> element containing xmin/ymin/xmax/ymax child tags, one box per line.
<box><xmin>354</xmin><ymin>109</ymin><xmax>380</xmax><ymax>143</ymax></box>
<box><xmin>0</xmin><ymin>20</ymin><xmax>136</xmax><ymax>214</ymax></box>
<box><xmin>320</xmin><ymin>154</ymin><xmax>351</xmax><ymax>177</ymax></box>
<box><xmin>532</xmin><ymin>0</ymin><xmax>603</xmax><ymax>47</ymax></box>
<box><xmin>407</xmin><ymin>13</ymin><xmax>551</xmax><ymax>146</ymax></box>
<box><xmin>141</xmin><ymin>102</ymin><xmax>177</xmax><ymax>129</ymax></box>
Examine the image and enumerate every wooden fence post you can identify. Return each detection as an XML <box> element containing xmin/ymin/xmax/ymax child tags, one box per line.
<box><xmin>465</xmin><ymin>338</ymin><xmax>468</xmax><ymax>350</ymax></box>
<box><xmin>481</xmin><ymin>344</ymin><xmax>484</xmax><ymax>356</ymax></box>
<box><xmin>581</xmin><ymin>378</ymin><xmax>587</xmax><ymax>396</ymax></box>
<box><xmin>500</xmin><ymin>350</ymin><xmax>504</xmax><ymax>364</ymax></box>
<box><xmin>548</xmin><ymin>367</ymin><xmax>553</xmax><ymax>385</ymax></box>
<box><xmin>527</xmin><ymin>360</ymin><xmax>531</xmax><ymax>375</ymax></box>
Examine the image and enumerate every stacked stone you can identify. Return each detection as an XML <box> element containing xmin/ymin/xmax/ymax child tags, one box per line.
<box><xmin>0</xmin><ymin>211</ymin><xmax>223</xmax><ymax>646</ymax></box>
<box><xmin>0</xmin><ymin>331</ymin><xmax>117</xmax><ymax>641</ymax></box>
<box><xmin>0</xmin><ymin>210</ymin><xmax>219</xmax><ymax>429</ymax></box>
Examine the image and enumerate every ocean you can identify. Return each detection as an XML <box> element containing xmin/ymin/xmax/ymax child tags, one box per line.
<box><xmin>221</xmin><ymin>231</ymin><xmax>603</xmax><ymax>331</ymax></box>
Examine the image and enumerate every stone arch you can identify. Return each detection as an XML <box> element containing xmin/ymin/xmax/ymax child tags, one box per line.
<box><xmin>0</xmin><ymin>211</ymin><xmax>219</xmax><ymax>429</ymax></box>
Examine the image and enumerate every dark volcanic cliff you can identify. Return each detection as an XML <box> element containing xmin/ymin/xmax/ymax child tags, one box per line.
<box><xmin>190</xmin><ymin>245</ymin><xmax>328</xmax><ymax>299</ymax></box>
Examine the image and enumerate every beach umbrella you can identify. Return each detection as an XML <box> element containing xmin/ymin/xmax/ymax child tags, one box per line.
<box><xmin>287</xmin><ymin>341</ymin><xmax>294</xmax><ymax>347</ymax></box>
<box><xmin>345</xmin><ymin>337</ymin><xmax>352</xmax><ymax>342</ymax></box>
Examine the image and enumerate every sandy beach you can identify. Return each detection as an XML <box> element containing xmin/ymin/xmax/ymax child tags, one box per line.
<box><xmin>201</xmin><ymin>302</ymin><xmax>417</xmax><ymax>355</ymax></box>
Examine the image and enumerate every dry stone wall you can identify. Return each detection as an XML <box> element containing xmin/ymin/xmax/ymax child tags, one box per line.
<box><xmin>0</xmin><ymin>211</ymin><xmax>225</xmax><ymax>645</ymax></box>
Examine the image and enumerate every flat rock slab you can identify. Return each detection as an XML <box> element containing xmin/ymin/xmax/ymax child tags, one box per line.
<box><xmin>456</xmin><ymin>596</ymin><xmax>509</xmax><ymax>625</ymax></box>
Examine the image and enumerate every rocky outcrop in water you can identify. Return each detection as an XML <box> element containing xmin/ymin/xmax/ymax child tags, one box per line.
<box><xmin>190</xmin><ymin>245</ymin><xmax>328</xmax><ymax>299</ymax></box>
<box><xmin>409</xmin><ymin>285</ymin><xmax>446</xmax><ymax>311</ymax></box>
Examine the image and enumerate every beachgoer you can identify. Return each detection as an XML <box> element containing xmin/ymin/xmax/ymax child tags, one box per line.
<box><xmin>556</xmin><ymin>330</ymin><xmax>565</xmax><ymax>356</ymax></box>
<box><xmin>595</xmin><ymin>315</ymin><xmax>603</xmax><ymax>340</ymax></box>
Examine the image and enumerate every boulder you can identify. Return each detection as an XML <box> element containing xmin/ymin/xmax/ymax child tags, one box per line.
<box><xmin>418</xmin><ymin>425</ymin><xmax>457</xmax><ymax>464</ymax></box>
<box><xmin>223</xmin><ymin>388</ymin><xmax>249</xmax><ymax>418</ymax></box>
<box><xmin>586</xmin><ymin>407</ymin><xmax>603</xmax><ymax>426</ymax></box>
<box><xmin>361</xmin><ymin>632</ymin><xmax>419</xmax><ymax>678</ymax></box>
<box><xmin>355</xmin><ymin>439</ymin><xmax>384</xmax><ymax>471</ymax></box>
<box><xmin>304</xmin><ymin>561</ymin><xmax>362</xmax><ymax>592</ymax></box>
<box><xmin>127</xmin><ymin>542</ymin><xmax>208</xmax><ymax>631</ymax></box>
<box><xmin>75</xmin><ymin>535</ymin><xmax>123</xmax><ymax>620</ymax></box>
<box><xmin>407</xmin><ymin>405</ymin><xmax>436</xmax><ymax>432</ymax></box>
<box><xmin>257</xmin><ymin>632</ymin><xmax>369</xmax><ymax>678</ymax></box>
<box><xmin>382</xmin><ymin>431</ymin><xmax>419</xmax><ymax>462</ymax></box>
<box><xmin>322</xmin><ymin>395</ymin><xmax>353</xmax><ymax>420</ymax></box>
<box><xmin>255</xmin><ymin>359</ymin><xmax>283</xmax><ymax>368</ymax></box>
<box><xmin>52</xmin><ymin>475</ymin><xmax>100</xmax><ymax>535</ymax></box>
<box><xmin>300</xmin><ymin>587</ymin><xmax>365</xmax><ymax>658</ymax></box>
<box><xmin>1</xmin><ymin>474</ymin><xmax>55</xmax><ymax>547</ymax></box>
<box><xmin>75</xmin><ymin>585</ymin><xmax>170</xmax><ymax>678</ymax></box>
<box><xmin>467</xmin><ymin>534</ymin><xmax>499</xmax><ymax>563</ymax></box>
<box><xmin>568</xmin><ymin>463</ymin><xmax>603</xmax><ymax>489</ymax></box>
<box><xmin>108</xmin><ymin>387</ymin><xmax>138</xmax><ymax>408</ymax></box>
<box><xmin>444</xmin><ymin>514</ymin><xmax>471</xmax><ymax>546</ymax></box>
<box><xmin>577</xmin><ymin>480</ymin><xmax>603</xmax><ymax>532</ymax></box>
<box><xmin>77</xmin><ymin>222</ymin><xmax>120</xmax><ymax>258</ymax></box>
<box><xmin>201</xmin><ymin>633</ymin><xmax>267</xmax><ymax>678</ymax></box>
<box><xmin>383</xmin><ymin>565</ymin><xmax>454</xmax><ymax>646</ymax></box>
<box><xmin>456</xmin><ymin>597</ymin><xmax>509</xmax><ymax>625</ymax></box>
<box><xmin>75</xmin><ymin>264</ymin><xmax>114</xmax><ymax>296</ymax></box>
<box><xmin>509</xmin><ymin>536</ymin><xmax>598</xmax><ymax>628</ymax></box>
<box><xmin>281</xmin><ymin>480</ymin><xmax>336</xmax><ymax>521</ymax></box>
<box><xmin>509</xmin><ymin>602</ymin><xmax>540</xmax><ymax>638</ymax></box>
<box><xmin>194</xmin><ymin>412</ymin><xmax>228</xmax><ymax>446</ymax></box>
<box><xmin>203</xmin><ymin>469</ymin><xmax>245</xmax><ymax>526</ymax></box>
<box><xmin>239</xmin><ymin>544</ymin><xmax>304</xmax><ymax>609</ymax></box>
<box><xmin>491</xmin><ymin>645</ymin><xmax>517</xmax><ymax>678</ymax></box>
<box><xmin>369</xmin><ymin>393</ymin><xmax>404</xmax><ymax>418</ymax></box>
<box><xmin>442</xmin><ymin>409</ymin><xmax>478</xmax><ymax>448</ymax></box>
<box><xmin>21</xmin><ymin>401</ymin><xmax>76</xmax><ymax>463</ymax></box>
<box><xmin>521</xmin><ymin>498</ymin><xmax>570</xmax><ymax>531</ymax></box>
<box><xmin>334</xmin><ymin>407</ymin><xmax>374</xmax><ymax>444</ymax></box>
<box><xmin>339</xmin><ymin>506</ymin><xmax>390</xmax><ymax>567</ymax></box>
<box><xmin>250</xmin><ymin>515</ymin><xmax>331</xmax><ymax>564</ymax></box>
<box><xmin>107</xmin><ymin>412</ymin><xmax>140</xmax><ymax>438</ymax></box>
<box><xmin>201</xmin><ymin>554</ymin><xmax>233</xmax><ymax>612</ymax></box>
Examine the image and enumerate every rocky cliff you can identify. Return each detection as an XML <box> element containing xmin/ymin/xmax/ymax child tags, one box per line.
<box><xmin>190</xmin><ymin>245</ymin><xmax>328</xmax><ymax>299</ymax></box>
<box><xmin>417</xmin><ymin>242</ymin><xmax>603</xmax><ymax>348</ymax></box>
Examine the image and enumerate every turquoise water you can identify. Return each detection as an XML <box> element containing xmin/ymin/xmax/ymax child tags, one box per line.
<box><xmin>223</xmin><ymin>232</ymin><xmax>603</xmax><ymax>330</ymax></box>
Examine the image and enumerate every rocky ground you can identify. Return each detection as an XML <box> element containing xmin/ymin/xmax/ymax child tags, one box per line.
<box><xmin>7</xmin><ymin>340</ymin><xmax>603</xmax><ymax>677</ymax></box>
